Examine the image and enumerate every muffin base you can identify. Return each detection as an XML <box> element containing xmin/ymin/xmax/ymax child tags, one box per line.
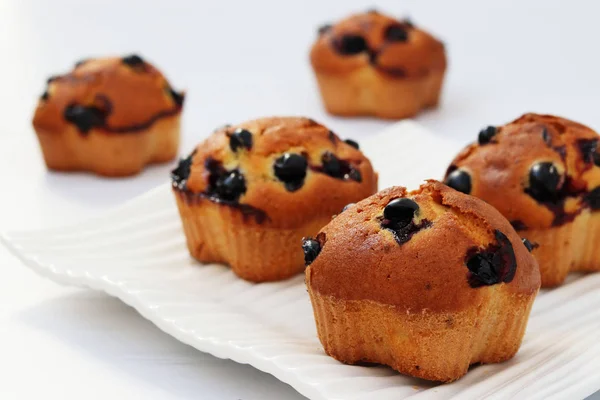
<box><xmin>35</xmin><ymin>115</ymin><xmax>181</xmax><ymax>177</ymax></box>
<box><xmin>523</xmin><ymin>209</ymin><xmax>600</xmax><ymax>287</ymax></box>
<box><xmin>313</xmin><ymin>68</ymin><xmax>445</xmax><ymax>120</ymax></box>
<box><xmin>306</xmin><ymin>284</ymin><xmax>536</xmax><ymax>382</ymax></box>
<box><xmin>174</xmin><ymin>190</ymin><xmax>331</xmax><ymax>282</ymax></box>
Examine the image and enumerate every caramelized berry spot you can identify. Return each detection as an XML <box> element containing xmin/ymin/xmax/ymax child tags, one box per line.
<box><xmin>229</xmin><ymin>128</ymin><xmax>253</xmax><ymax>152</ymax></box>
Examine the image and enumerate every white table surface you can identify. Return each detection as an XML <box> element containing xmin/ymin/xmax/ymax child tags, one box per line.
<box><xmin>1</xmin><ymin>0</ymin><xmax>599</xmax><ymax>398</ymax></box>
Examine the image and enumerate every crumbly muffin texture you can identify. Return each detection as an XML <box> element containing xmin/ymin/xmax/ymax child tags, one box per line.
<box><xmin>306</xmin><ymin>181</ymin><xmax>539</xmax><ymax>310</ymax></box>
<box><xmin>305</xmin><ymin>181</ymin><xmax>540</xmax><ymax>381</ymax></box>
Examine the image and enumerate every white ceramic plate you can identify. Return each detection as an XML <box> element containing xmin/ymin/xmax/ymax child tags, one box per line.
<box><xmin>3</xmin><ymin>121</ymin><xmax>600</xmax><ymax>400</ymax></box>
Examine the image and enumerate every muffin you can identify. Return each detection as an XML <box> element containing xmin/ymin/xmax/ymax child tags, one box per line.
<box><xmin>304</xmin><ymin>181</ymin><xmax>540</xmax><ymax>382</ymax></box>
<box><xmin>310</xmin><ymin>9</ymin><xmax>446</xmax><ymax>119</ymax></box>
<box><xmin>32</xmin><ymin>55</ymin><xmax>184</xmax><ymax>176</ymax></box>
<box><xmin>445</xmin><ymin>113</ymin><xmax>600</xmax><ymax>287</ymax></box>
<box><xmin>172</xmin><ymin>117</ymin><xmax>378</xmax><ymax>282</ymax></box>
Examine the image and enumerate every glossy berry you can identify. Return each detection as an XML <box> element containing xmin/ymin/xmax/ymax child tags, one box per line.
<box><xmin>302</xmin><ymin>238</ymin><xmax>321</xmax><ymax>266</ymax></box>
<box><xmin>466</xmin><ymin>230</ymin><xmax>516</xmax><ymax>287</ymax></box>
<box><xmin>528</xmin><ymin>162</ymin><xmax>561</xmax><ymax>202</ymax></box>
<box><xmin>274</xmin><ymin>153</ymin><xmax>308</xmax><ymax>192</ymax></box>
<box><xmin>383</xmin><ymin>198</ymin><xmax>419</xmax><ymax>225</ymax></box>
<box><xmin>229</xmin><ymin>128</ymin><xmax>253</xmax><ymax>152</ymax></box>
<box><xmin>466</xmin><ymin>253</ymin><xmax>497</xmax><ymax>285</ymax></box>
<box><xmin>322</xmin><ymin>151</ymin><xmax>342</xmax><ymax>177</ymax></box>
<box><xmin>171</xmin><ymin>151</ymin><xmax>196</xmax><ymax>190</ymax></box>
<box><xmin>445</xmin><ymin>169</ymin><xmax>472</xmax><ymax>194</ymax></box>
<box><xmin>348</xmin><ymin>169</ymin><xmax>362</xmax><ymax>182</ymax></box>
<box><xmin>522</xmin><ymin>238</ymin><xmax>536</xmax><ymax>252</ymax></box>
<box><xmin>478</xmin><ymin>126</ymin><xmax>497</xmax><ymax>145</ymax></box>
<box><xmin>122</xmin><ymin>54</ymin><xmax>144</xmax><ymax>67</ymax></box>
<box><xmin>577</xmin><ymin>139</ymin><xmax>598</xmax><ymax>164</ymax></box>
<box><xmin>384</xmin><ymin>24</ymin><xmax>408</xmax><ymax>42</ymax></box>
<box><xmin>214</xmin><ymin>170</ymin><xmax>246</xmax><ymax>201</ymax></box>
<box><xmin>169</xmin><ymin>88</ymin><xmax>185</xmax><ymax>107</ymax></box>
<box><xmin>587</xmin><ymin>187</ymin><xmax>600</xmax><ymax>210</ymax></box>
<box><xmin>344</xmin><ymin>139</ymin><xmax>359</xmax><ymax>149</ymax></box>
<box><xmin>334</xmin><ymin>34</ymin><xmax>368</xmax><ymax>55</ymax></box>
<box><xmin>63</xmin><ymin>104</ymin><xmax>107</xmax><ymax>134</ymax></box>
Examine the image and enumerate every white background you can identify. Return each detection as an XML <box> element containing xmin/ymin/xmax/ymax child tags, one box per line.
<box><xmin>0</xmin><ymin>0</ymin><xmax>599</xmax><ymax>398</ymax></box>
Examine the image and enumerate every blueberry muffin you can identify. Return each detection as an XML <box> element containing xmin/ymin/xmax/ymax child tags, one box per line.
<box><xmin>172</xmin><ymin>117</ymin><xmax>378</xmax><ymax>282</ymax></box>
<box><xmin>32</xmin><ymin>55</ymin><xmax>184</xmax><ymax>176</ymax></box>
<box><xmin>310</xmin><ymin>9</ymin><xmax>446</xmax><ymax>119</ymax></box>
<box><xmin>445</xmin><ymin>113</ymin><xmax>600</xmax><ymax>287</ymax></box>
<box><xmin>304</xmin><ymin>181</ymin><xmax>540</xmax><ymax>382</ymax></box>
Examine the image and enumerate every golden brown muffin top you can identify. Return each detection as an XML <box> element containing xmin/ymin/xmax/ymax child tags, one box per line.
<box><xmin>444</xmin><ymin>113</ymin><xmax>600</xmax><ymax>230</ymax></box>
<box><xmin>32</xmin><ymin>55</ymin><xmax>184</xmax><ymax>135</ymax></box>
<box><xmin>171</xmin><ymin>117</ymin><xmax>378</xmax><ymax>228</ymax></box>
<box><xmin>310</xmin><ymin>9</ymin><xmax>446</xmax><ymax>78</ymax></box>
<box><xmin>305</xmin><ymin>181</ymin><xmax>540</xmax><ymax>313</ymax></box>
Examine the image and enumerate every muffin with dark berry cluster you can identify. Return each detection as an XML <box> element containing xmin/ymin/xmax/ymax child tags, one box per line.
<box><xmin>304</xmin><ymin>181</ymin><xmax>540</xmax><ymax>382</ymax></box>
<box><xmin>310</xmin><ymin>9</ymin><xmax>446</xmax><ymax>119</ymax></box>
<box><xmin>445</xmin><ymin>113</ymin><xmax>600</xmax><ymax>287</ymax></box>
<box><xmin>172</xmin><ymin>117</ymin><xmax>378</xmax><ymax>282</ymax></box>
<box><xmin>32</xmin><ymin>55</ymin><xmax>184</xmax><ymax>176</ymax></box>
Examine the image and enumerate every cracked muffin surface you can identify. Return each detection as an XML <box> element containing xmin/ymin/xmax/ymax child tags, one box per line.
<box><xmin>32</xmin><ymin>54</ymin><xmax>184</xmax><ymax>176</ymax></box>
<box><xmin>172</xmin><ymin>116</ymin><xmax>378</xmax><ymax>282</ymax></box>
<box><xmin>445</xmin><ymin>113</ymin><xmax>600</xmax><ymax>286</ymax></box>
<box><xmin>305</xmin><ymin>181</ymin><xmax>540</xmax><ymax>382</ymax></box>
